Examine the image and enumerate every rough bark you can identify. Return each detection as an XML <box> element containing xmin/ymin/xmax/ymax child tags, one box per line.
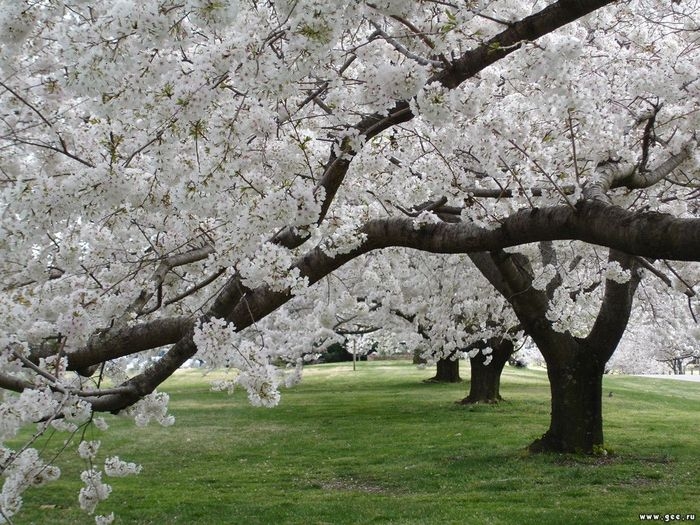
<box><xmin>529</xmin><ymin>344</ymin><xmax>606</xmax><ymax>453</ymax></box>
<box><xmin>459</xmin><ymin>338</ymin><xmax>514</xmax><ymax>404</ymax></box>
<box><xmin>471</xmin><ymin>249</ymin><xmax>641</xmax><ymax>453</ymax></box>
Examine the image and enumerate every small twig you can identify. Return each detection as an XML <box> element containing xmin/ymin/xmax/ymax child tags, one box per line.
<box><xmin>634</xmin><ymin>257</ymin><xmax>672</xmax><ymax>287</ymax></box>
<box><xmin>567</xmin><ymin>110</ymin><xmax>581</xmax><ymax>184</ymax></box>
<box><xmin>81</xmin><ymin>264</ymin><xmax>104</xmax><ymax>289</ymax></box>
<box><xmin>508</xmin><ymin>139</ymin><xmax>576</xmax><ymax>210</ymax></box>
<box><xmin>386</xmin><ymin>12</ymin><xmax>437</xmax><ymax>50</ymax></box>
<box><xmin>662</xmin><ymin>260</ymin><xmax>696</xmax><ymax>298</ymax></box>
<box><xmin>121</xmin><ymin>243</ymin><xmax>215</xmax><ymax>321</ymax></box>
<box><xmin>0</xmin><ymin>80</ymin><xmax>55</xmax><ymax>129</ymax></box>
<box><xmin>122</xmin><ymin>128</ymin><xmax>166</xmax><ymax>168</ymax></box>
<box><xmin>163</xmin><ymin>267</ymin><xmax>227</xmax><ymax>307</ymax></box>
<box><xmin>11</xmin><ymin>349</ymin><xmax>62</xmax><ymax>388</ymax></box>
<box><xmin>10</xmin><ymin>136</ymin><xmax>96</xmax><ymax>168</ymax></box>
<box><xmin>476</xmin><ymin>13</ymin><xmax>514</xmax><ymax>27</ymax></box>
<box><xmin>394</xmin><ymin>196</ymin><xmax>448</xmax><ymax>217</ymax></box>
<box><xmin>367</xmin><ymin>20</ymin><xmax>444</xmax><ymax>67</ymax></box>
<box><xmin>499</xmin><ymin>155</ymin><xmax>534</xmax><ymax>208</ymax></box>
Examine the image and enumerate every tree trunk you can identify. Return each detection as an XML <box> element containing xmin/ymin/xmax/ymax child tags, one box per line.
<box><xmin>459</xmin><ymin>339</ymin><xmax>513</xmax><ymax>404</ymax></box>
<box><xmin>413</xmin><ymin>348</ymin><xmax>427</xmax><ymax>365</ymax></box>
<box><xmin>425</xmin><ymin>357</ymin><xmax>461</xmax><ymax>383</ymax></box>
<box><xmin>470</xmin><ymin>249</ymin><xmax>640</xmax><ymax>455</ymax></box>
<box><xmin>529</xmin><ymin>351</ymin><xmax>606</xmax><ymax>454</ymax></box>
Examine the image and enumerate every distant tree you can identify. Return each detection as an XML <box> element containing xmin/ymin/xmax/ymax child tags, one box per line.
<box><xmin>458</xmin><ymin>337</ymin><xmax>515</xmax><ymax>404</ymax></box>
<box><xmin>609</xmin><ymin>266</ymin><xmax>699</xmax><ymax>375</ymax></box>
<box><xmin>427</xmin><ymin>357</ymin><xmax>463</xmax><ymax>383</ymax></box>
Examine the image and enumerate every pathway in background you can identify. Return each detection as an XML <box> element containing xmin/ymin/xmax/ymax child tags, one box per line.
<box><xmin>634</xmin><ymin>374</ymin><xmax>700</xmax><ymax>382</ymax></box>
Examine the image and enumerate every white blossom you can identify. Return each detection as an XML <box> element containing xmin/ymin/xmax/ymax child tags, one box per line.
<box><xmin>603</xmin><ymin>261</ymin><xmax>631</xmax><ymax>284</ymax></box>
<box><xmin>78</xmin><ymin>441</ymin><xmax>101</xmax><ymax>461</ymax></box>
<box><xmin>127</xmin><ymin>393</ymin><xmax>175</xmax><ymax>428</ymax></box>
<box><xmin>78</xmin><ymin>469</ymin><xmax>112</xmax><ymax>515</ymax></box>
<box><xmin>1</xmin><ymin>448</ymin><xmax>60</xmax><ymax>522</ymax></box>
<box><xmin>95</xmin><ymin>513</ymin><xmax>115</xmax><ymax>525</ymax></box>
<box><xmin>104</xmin><ymin>457</ymin><xmax>142</xmax><ymax>477</ymax></box>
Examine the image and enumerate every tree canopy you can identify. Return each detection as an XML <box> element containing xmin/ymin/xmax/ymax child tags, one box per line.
<box><xmin>1</xmin><ymin>0</ymin><xmax>698</xmax><ymax>521</ymax></box>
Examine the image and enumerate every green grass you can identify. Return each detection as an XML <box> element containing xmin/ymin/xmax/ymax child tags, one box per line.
<box><xmin>9</xmin><ymin>362</ymin><xmax>700</xmax><ymax>524</ymax></box>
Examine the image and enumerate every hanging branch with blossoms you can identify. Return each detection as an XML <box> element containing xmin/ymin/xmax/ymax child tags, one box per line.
<box><xmin>1</xmin><ymin>0</ymin><xmax>699</xmax><ymax>521</ymax></box>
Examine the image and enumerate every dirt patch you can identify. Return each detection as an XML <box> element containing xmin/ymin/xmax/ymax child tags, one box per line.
<box><xmin>317</xmin><ymin>477</ymin><xmax>388</xmax><ymax>494</ymax></box>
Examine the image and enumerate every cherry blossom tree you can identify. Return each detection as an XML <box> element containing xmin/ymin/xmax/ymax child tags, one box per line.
<box><xmin>1</xmin><ymin>0</ymin><xmax>699</xmax><ymax>521</ymax></box>
<box><xmin>611</xmin><ymin>270</ymin><xmax>699</xmax><ymax>375</ymax></box>
<box><xmin>370</xmin><ymin>251</ymin><xmax>522</xmax><ymax>395</ymax></box>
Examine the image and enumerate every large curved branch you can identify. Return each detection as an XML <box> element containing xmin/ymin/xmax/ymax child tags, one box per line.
<box><xmin>469</xmin><ymin>250</ymin><xmax>553</xmax><ymax>338</ymax></box>
<box><xmin>442</xmin><ymin>0</ymin><xmax>615</xmax><ymax>89</ymax></box>
<box><xmin>584</xmin><ymin>251</ymin><xmax>641</xmax><ymax>359</ymax></box>
<box><xmin>75</xmin><ymin>197</ymin><xmax>700</xmax><ymax>412</ymax></box>
<box><xmin>181</xmin><ymin>201</ymin><xmax>700</xmax><ymax>373</ymax></box>
<box><xmin>351</xmin><ymin>200</ymin><xmax>700</xmax><ymax>261</ymax></box>
<box><xmin>584</xmin><ymin>144</ymin><xmax>695</xmax><ymax>202</ymax></box>
<box><xmin>274</xmin><ymin>0</ymin><xmax>618</xmax><ymax>247</ymax></box>
<box><xmin>29</xmin><ymin>316</ymin><xmax>191</xmax><ymax>373</ymax></box>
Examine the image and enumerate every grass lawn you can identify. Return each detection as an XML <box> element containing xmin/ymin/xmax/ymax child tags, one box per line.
<box><xmin>9</xmin><ymin>361</ymin><xmax>700</xmax><ymax>524</ymax></box>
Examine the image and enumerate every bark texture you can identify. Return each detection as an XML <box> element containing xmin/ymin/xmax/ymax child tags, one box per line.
<box><xmin>530</xmin><ymin>347</ymin><xmax>606</xmax><ymax>453</ymax></box>
<box><xmin>470</xmin><ymin>249</ymin><xmax>641</xmax><ymax>453</ymax></box>
<box><xmin>459</xmin><ymin>338</ymin><xmax>514</xmax><ymax>404</ymax></box>
<box><xmin>426</xmin><ymin>358</ymin><xmax>462</xmax><ymax>383</ymax></box>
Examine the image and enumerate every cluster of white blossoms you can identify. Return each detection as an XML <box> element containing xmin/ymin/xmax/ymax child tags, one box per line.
<box><xmin>412</xmin><ymin>210</ymin><xmax>442</xmax><ymax>230</ymax></box>
<box><xmin>78</xmin><ymin>469</ymin><xmax>112</xmax><ymax>515</ymax></box>
<box><xmin>320</xmin><ymin>206</ymin><xmax>370</xmax><ymax>258</ymax></box>
<box><xmin>103</xmin><ymin>456</ymin><xmax>142</xmax><ymax>478</ymax></box>
<box><xmin>1</xmin><ymin>448</ymin><xmax>60</xmax><ymax>524</ymax></box>
<box><xmin>126</xmin><ymin>392</ymin><xmax>175</xmax><ymax>428</ymax></box>
<box><xmin>0</xmin><ymin>388</ymin><xmax>60</xmax><ymax>441</ymax></box>
<box><xmin>0</xmin><ymin>0</ymin><xmax>697</xmax><ymax>520</ymax></box>
<box><xmin>237</xmin><ymin>242</ymin><xmax>308</xmax><ymax>294</ymax></box>
<box><xmin>75</xmin><ymin>443</ymin><xmax>141</xmax><ymax>520</ymax></box>
<box><xmin>194</xmin><ymin>318</ymin><xmax>291</xmax><ymax>406</ymax></box>
<box><xmin>603</xmin><ymin>261</ymin><xmax>632</xmax><ymax>284</ymax></box>
<box><xmin>78</xmin><ymin>440</ymin><xmax>101</xmax><ymax>460</ymax></box>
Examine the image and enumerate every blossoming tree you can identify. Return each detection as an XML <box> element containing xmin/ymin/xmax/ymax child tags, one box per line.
<box><xmin>371</xmin><ymin>251</ymin><xmax>522</xmax><ymax>395</ymax></box>
<box><xmin>610</xmin><ymin>269</ymin><xmax>700</xmax><ymax>375</ymax></box>
<box><xmin>1</xmin><ymin>0</ymin><xmax>699</xmax><ymax>521</ymax></box>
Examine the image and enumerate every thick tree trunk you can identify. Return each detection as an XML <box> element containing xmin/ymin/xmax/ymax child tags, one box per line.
<box><xmin>529</xmin><ymin>351</ymin><xmax>606</xmax><ymax>454</ymax></box>
<box><xmin>459</xmin><ymin>339</ymin><xmax>514</xmax><ymax>404</ymax></box>
<box><xmin>470</xmin><ymin>249</ymin><xmax>640</xmax><ymax>455</ymax></box>
<box><xmin>425</xmin><ymin>358</ymin><xmax>461</xmax><ymax>383</ymax></box>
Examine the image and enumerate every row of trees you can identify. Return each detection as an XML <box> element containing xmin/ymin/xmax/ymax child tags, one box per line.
<box><xmin>1</xmin><ymin>0</ymin><xmax>698</xmax><ymax>521</ymax></box>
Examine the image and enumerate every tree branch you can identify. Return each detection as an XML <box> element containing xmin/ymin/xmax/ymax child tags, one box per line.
<box><xmin>56</xmin><ymin>196</ymin><xmax>700</xmax><ymax>412</ymax></box>
<box><xmin>584</xmin><ymin>143</ymin><xmax>695</xmax><ymax>202</ymax></box>
<box><xmin>118</xmin><ymin>244</ymin><xmax>215</xmax><ymax>324</ymax></box>
<box><xmin>585</xmin><ymin>251</ymin><xmax>641</xmax><ymax>358</ymax></box>
<box><xmin>275</xmin><ymin>0</ymin><xmax>619</xmax><ymax>247</ymax></box>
